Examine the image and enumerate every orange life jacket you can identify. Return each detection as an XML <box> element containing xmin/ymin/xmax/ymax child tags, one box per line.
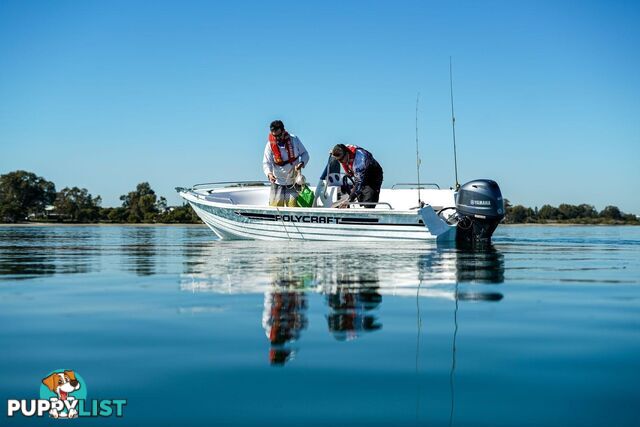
<box><xmin>338</xmin><ymin>144</ymin><xmax>358</xmax><ymax>176</ymax></box>
<box><xmin>269</xmin><ymin>132</ymin><xmax>297</xmax><ymax>166</ymax></box>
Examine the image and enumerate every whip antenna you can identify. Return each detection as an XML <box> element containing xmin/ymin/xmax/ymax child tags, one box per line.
<box><xmin>415</xmin><ymin>92</ymin><xmax>423</xmax><ymax>206</ymax></box>
<box><xmin>449</xmin><ymin>57</ymin><xmax>460</xmax><ymax>191</ymax></box>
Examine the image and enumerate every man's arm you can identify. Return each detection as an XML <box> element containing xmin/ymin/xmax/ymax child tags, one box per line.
<box><xmin>294</xmin><ymin>137</ymin><xmax>309</xmax><ymax>168</ymax></box>
<box><xmin>348</xmin><ymin>150</ymin><xmax>367</xmax><ymax>201</ymax></box>
<box><xmin>263</xmin><ymin>143</ymin><xmax>276</xmax><ymax>182</ymax></box>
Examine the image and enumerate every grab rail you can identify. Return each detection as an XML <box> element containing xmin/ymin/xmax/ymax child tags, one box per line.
<box><xmin>391</xmin><ymin>183</ymin><xmax>440</xmax><ymax>189</ymax></box>
<box><xmin>192</xmin><ymin>181</ymin><xmax>269</xmax><ymax>190</ymax></box>
<box><xmin>177</xmin><ymin>186</ymin><xmax>236</xmax><ymax>205</ymax></box>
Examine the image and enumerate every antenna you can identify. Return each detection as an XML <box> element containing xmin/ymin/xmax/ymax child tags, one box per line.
<box><xmin>449</xmin><ymin>57</ymin><xmax>460</xmax><ymax>191</ymax></box>
<box><xmin>415</xmin><ymin>92</ymin><xmax>423</xmax><ymax>207</ymax></box>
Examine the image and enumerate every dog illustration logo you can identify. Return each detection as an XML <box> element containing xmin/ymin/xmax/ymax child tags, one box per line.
<box><xmin>6</xmin><ymin>369</ymin><xmax>126</xmax><ymax>418</ymax></box>
<box><xmin>40</xmin><ymin>370</ymin><xmax>86</xmax><ymax>419</ymax></box>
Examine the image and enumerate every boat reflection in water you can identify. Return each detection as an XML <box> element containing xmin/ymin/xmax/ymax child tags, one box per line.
<box><xmin>262</xmin><ymin>273</ymin><xmax>308</xmax><ymax>365</ymax></box>
<box><xmin>259</xmin><ymin>260</ymin><xmax>385</xmax><ymax>364</ymax></box>
<box><xmin>324</xmin><ymin>271</ymin><xmax>382</xmax><ymax>342</ymax></box>
<box><xmin>180</xmin><ymin>241</ymin><xmax>504</xmax><ymax>365</ymax></box>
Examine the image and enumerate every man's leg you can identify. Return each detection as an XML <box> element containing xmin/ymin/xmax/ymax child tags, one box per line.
<box><xmin>358</xmin><ymin>164</ymin><xmax>383</xmax><ymax>208</ymax></box>
<box><xmin>269</xmin><ymin>184</ymin><xmax>286</xmax><ymax>207</ymax></box>
<box><xmin>285</xmin><ymin>186</ymin><xmax>300</xmax><ymax>207</ymax></box>
<box><xmin>358</xmin><ymin>185</ymin><xmax>380</xmax><ymax>208</ymax></box>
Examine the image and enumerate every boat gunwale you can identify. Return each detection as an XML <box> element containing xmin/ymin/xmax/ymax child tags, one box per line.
<box><xmin>180</xmin><ymin>189</ymin><xmax>433</xmax><ymax>217</ymax></box>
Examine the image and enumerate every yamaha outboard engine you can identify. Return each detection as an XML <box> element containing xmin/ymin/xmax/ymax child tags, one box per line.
<box><xmin>455</xmin><ymin>179</ymin><xmax>505</xmax><ymax>244</ymax></box>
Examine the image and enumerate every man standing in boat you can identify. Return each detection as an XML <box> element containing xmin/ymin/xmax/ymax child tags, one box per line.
<box><xmin>331</xmin><ymin>144</ymin><xmax>383</xmax><ymax>209</ymax></box>
<box><xmin>263</xmin><ymin>120</ymin><xmax>310</xmax><ymax>207</ymax></box>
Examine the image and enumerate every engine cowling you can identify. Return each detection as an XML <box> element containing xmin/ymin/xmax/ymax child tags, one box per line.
<box><xmin>455</xmin><ymin>179</ymin><xmax>505</xmax><ymax>243</ymax></box>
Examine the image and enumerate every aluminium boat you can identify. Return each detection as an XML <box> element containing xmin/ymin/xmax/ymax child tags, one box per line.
<box><xmin>176</xmin><ymin>177</ymin><xmax>505</xmax><ymax>243</ymax></box>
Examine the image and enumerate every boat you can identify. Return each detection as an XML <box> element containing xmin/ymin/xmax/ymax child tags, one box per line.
<box><xmin>176</xmin><ymin>176</ymin><xmax>505</xmax><ymax>243</ymax></box>
<box><xmin>178</xmin><ymin>65</ymin><xmax>505</xmax><ymax>243</ymax></box>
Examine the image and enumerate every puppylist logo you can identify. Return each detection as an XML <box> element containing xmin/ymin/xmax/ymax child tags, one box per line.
<box><xmin>6</xmin><ymin>369</ymin><xmax>126</xmax><ymax>419</ymax></box>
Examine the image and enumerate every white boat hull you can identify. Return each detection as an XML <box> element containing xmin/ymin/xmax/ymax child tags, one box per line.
<box><xmin>179</xmin><ymin>186</ymin><xmax>456</xmax><ymax>242</ymax></box>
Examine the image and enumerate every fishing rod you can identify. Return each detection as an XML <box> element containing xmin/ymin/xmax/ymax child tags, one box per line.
<box><xmin>415</xmin><ymin>92</ymin><xmax>423</xmax><ymax>207</ymax></box>
<box><xmin>449</xmin><ymin>57</ymin><xmax>460</xmax><ymax>191</ymax></box>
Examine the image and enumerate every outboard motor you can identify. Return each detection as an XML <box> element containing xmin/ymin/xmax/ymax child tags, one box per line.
<box><xmin>455</xmin><ymin>179</ymin><xmax>505</xmax><ymax>244</ymax></box>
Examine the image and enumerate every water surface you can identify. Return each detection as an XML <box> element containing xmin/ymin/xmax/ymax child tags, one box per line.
<box><xmin>1</xmin><ymin>225</ymin><xmax>639</xmax><ymax>426</ymax></box>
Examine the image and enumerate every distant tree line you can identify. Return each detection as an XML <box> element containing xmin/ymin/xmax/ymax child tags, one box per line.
<box><xmin>0</xmin><ymin>170</ymin><xmax>200</xmax><ymax>224</ymax></box>
<box><xmin>504</xmin><ymin>200</ymin><xmax>639</xmax><ymax>225</ymax></box>
<box><xmin>2</xmin><ymin>170</ymin><xmax>637</xmax><ymax>225</ymax></box>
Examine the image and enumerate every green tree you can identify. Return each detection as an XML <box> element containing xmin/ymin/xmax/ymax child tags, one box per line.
<box><xmin>0</xmin><ymin>170</ymin><xmax>56</xmax><ymax>222</ymax></box>
<box><xmin>576</xmin><ymin>204</ymin><xmax>597</xmax><ymax>218</ymax></box>
<box><xmin>157</xmin><ymin>203</ymin><xmax>201</xmax><ymax>223</ymax></box>
<box><xmin>558</xmin><ymin>203</ymin><xmax>580</xmax><ymax>220</ymax></box>
<box><xmin>99</xmin><ymin>207</ymin><xmax>127</xmax><ymax>223</ymax></box>
<box><xmin>119</xmin><ymin>182</ymin><xmax>167</xmax><ymax>223</ymax></box>
<box><xmin>505</xmin><ymin>204</ymin><xmax>535</xmax><ymax>223</ymax></box>
<box><xmin>538</xmin><ymin>204</ymin><xmax>559</xmax><ymax>221</ymax></box>
<box><xmin>54</xmin><ymin>187</ymin><xmax>102</xmax><ymax>222</ymax></box>
<box><xmin>600</xmin><ymin>205</ymin><xmax>622</xmax><ymax>220</ymax></box>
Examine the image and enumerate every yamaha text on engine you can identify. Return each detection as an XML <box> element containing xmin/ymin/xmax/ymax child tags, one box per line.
<box><xmin>455</xmin><ymin>179</ymin><xmax>505</xmax><ymax>244</ymax></box>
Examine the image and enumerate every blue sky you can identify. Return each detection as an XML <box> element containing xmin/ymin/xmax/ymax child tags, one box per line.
<box><xmin>1</xmin><ymin>0</ymin><xmax>639</xmax><ymax>213</ymax></box>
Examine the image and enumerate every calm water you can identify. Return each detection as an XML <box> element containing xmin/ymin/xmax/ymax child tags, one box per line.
<box><xmin>1</xmin><ymin>225</ymin><xmax>639</xmax><ymax>426</ymax></box>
